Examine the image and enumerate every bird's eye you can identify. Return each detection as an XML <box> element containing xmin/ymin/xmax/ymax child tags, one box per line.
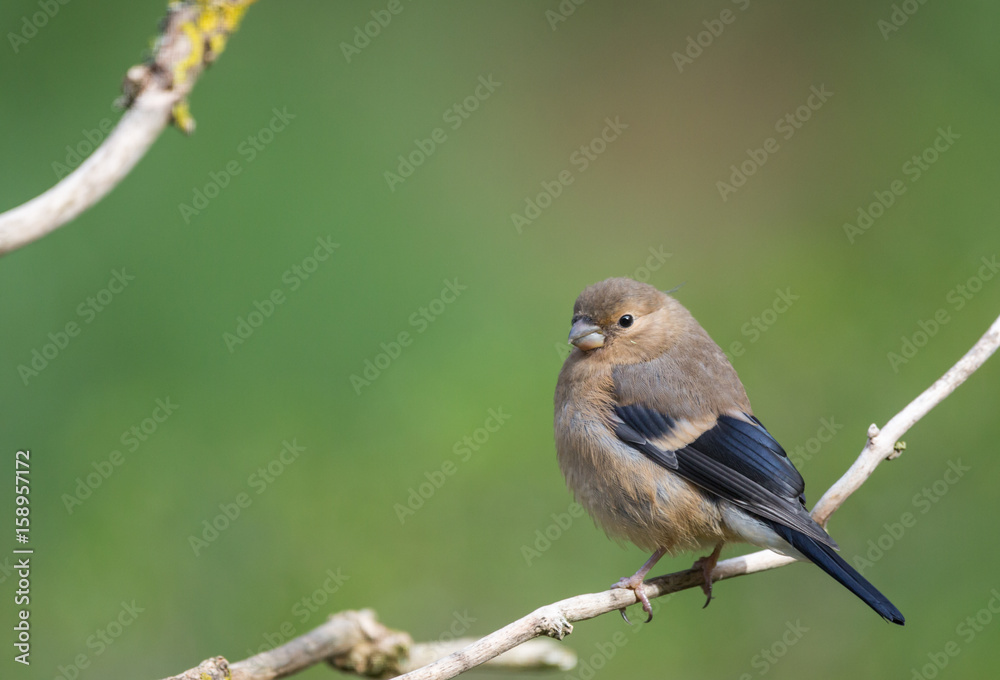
<box><xmin>618</xmin><ymin>314</ymin><xmax>634</xmax><ymax>328</ymax></box>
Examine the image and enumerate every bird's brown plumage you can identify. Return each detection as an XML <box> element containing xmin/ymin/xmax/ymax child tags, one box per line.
<box><xmin>556</xmin><ymin>278</ymin><xmax>748</xmax><ymax>552</ymax></box>
<box><xmin>553</xmin><ymin>277</ymin><xmax>905</xmax><ymax>624</ymax></box>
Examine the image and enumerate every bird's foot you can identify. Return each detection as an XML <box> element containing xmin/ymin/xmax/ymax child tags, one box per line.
<box><xmin>612</xmin><ymin>574</ymin><xmax>654</xmax><ymax>624</ymax></box>
<box><xmin>611</xmin><ymin>547</ymin><xmax>667</xmax><ymax>623</ymax></box>
<box><xmin>691</xmin><ymin>542</ymin><xmax>724</xmax><ymax>608</ymax></box>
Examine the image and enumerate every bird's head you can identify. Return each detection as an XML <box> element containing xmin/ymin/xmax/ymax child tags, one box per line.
<box><xmin>567</xmin><ymin>277</ymin><xmax>691</xmax><ymax>363</ymax></box>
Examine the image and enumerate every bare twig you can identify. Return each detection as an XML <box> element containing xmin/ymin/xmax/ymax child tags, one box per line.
<box><xmin>403</xmin><ymin>638</ymin><xmax>576</xmax><ymax>674</ymax></box>
<box><xmin>0</xmin><ymin>0</ymin><xmax>257</xmax><ymax>257</ymax></box>
<box><xmin>811</xmin><ymin>310</ymin><xmax>1000</xmax><ymax>524</ymax></box>
<box><xmin>159</xmin><ymin>609</ymin><xmax>575</xmax><ymax>680</ymax></box>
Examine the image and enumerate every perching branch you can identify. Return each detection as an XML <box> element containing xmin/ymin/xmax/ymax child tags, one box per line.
<box><xmin>0</xmin><ymin>0</ymin><xmax>257</xmax><ymax>257</ymax></box>
<box><xmin>158</xmin><ymin>609</ymin><xmax>575</xmax><ymax>680</ymax></box>
<box><xmin>158</xmin><ymin>313</ymin><xmax>1000</xmax><ymax>680</ymax></box>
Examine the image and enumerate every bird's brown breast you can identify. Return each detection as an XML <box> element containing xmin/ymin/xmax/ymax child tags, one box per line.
<box><xmin>555</xmin><ymin>351</ymin><xmax>727</xmax><ymax>553</ymax></box>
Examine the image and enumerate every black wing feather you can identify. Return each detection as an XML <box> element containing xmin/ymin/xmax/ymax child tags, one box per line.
<box><xmin>613</xmin><ymin>405</ymin><xmax>836</xmax><ymax>548</ymax></box>
<box><xmin>694</xmin><ymin>416</ymin><xmax>804</xmax><ymax>500</ymax></box>
<box><xmin>611</xmin><ymin>407</ymin><xmax>678</xmax><ymax>469</ymax></box>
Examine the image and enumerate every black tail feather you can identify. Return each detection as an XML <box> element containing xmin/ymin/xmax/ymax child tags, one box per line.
<box><xmin>767</xmin><ymin>522</ymin><xmax>905</xmax><ymax>625</ymax></box>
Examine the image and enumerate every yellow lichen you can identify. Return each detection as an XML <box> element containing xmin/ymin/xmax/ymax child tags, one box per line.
<box><xmin>171</xmin><ymin>99</ymin><xmax>196</xmax><ymax>134</ymax></box>
<box><xmin>163</xmin><ymin>0</ymin><xmax>258</xmax><ymax>131</ymax></box>
<box><xmin>173</xmin><ymin>20</ymin><xmax>205</xmax><ymax>87</ymax></box>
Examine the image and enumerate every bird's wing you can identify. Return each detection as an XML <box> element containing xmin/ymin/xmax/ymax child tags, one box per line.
<box><xmin>610</xmin><ymin>404</ymin><xmax>680</xmax><ymax>470</ymax></box>
<box><xmin>611</xmin><ymin>365</ymin><xmax>837</xmax><ymax>549</ymax></box>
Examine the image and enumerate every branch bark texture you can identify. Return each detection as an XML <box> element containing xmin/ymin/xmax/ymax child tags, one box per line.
<box><xmin>161</xmin><ymin>610</ymin><xmax>573</xmax><ymax>680</ymax></box>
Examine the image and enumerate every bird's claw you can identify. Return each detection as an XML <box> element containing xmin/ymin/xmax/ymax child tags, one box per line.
<box><xmin>612</xmin><ymin>575</ymin><xmax>654</xmax><ymax>623</ymax></box>
<box><xmin>691</xmin><ymin>557</ymin><xmax>714</xmax><ymax>608</ymax></box>
<box><xmin>700</xmin><ymin>583</ymin><xmax>713</xmax><ymax>608</ymax></box>
<box><xmin>692</xmin><ymin>543</ymin><xmax>723</xmax><ymax>609</ymax></box>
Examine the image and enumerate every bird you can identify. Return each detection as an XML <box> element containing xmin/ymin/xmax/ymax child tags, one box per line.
<box><xmin>553</xmin><ymin>277</ymin><xmax>904</xmax><ymax>625</ymax></box>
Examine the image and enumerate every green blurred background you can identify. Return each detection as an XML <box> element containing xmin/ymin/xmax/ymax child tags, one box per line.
<box><xmin>2</xmin><ymin>1</ymin><xmax>999</xmax><ymax>678</ymax></box>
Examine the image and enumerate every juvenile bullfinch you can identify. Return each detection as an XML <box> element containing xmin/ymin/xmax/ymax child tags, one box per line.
<box><xmin>554</xmin><ymin>277</ymin><xmax>904</xmax><ymax>624</ymax></box>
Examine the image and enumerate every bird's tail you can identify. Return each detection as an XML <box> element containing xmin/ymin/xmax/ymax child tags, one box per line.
<box><xmin>767</xmin><ymin>522</ymin><xmax>905</xmax><ymax>625</ymax></box>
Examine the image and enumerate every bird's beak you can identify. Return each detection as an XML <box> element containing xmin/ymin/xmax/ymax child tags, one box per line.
<box><xmin>568</xmin><ymin>320</ymin><xmax>605</xmax><ymax>350</ymax></box>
